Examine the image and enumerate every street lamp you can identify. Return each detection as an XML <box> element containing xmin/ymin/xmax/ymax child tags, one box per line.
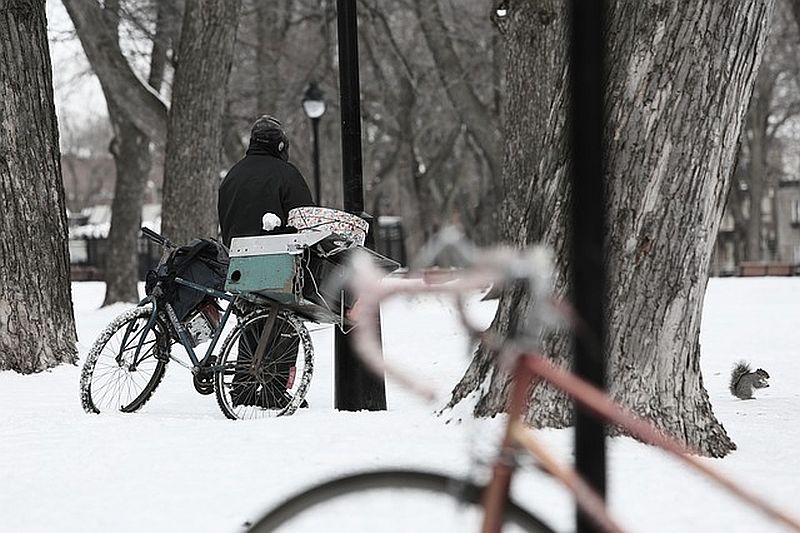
<box><xmin>302</xmin><ymin>81</ymin><xmax>326</xmax><ymax>204</ymax></box>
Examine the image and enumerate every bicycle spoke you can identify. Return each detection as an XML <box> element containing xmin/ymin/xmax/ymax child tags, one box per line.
<box><xmin>215</xmin><ymin>310</ymin><xmax>313</xmax><ymax>419</ymax></box>
<box><xmin>84</xmin><ymin>307</ymin><xmax>168</xmax><ymax>413</ymax></box>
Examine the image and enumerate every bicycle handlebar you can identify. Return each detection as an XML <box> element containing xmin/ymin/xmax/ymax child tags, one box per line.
<box><xmin>140</xmin><ymin>226</ymin><xmax>175</xmax><ymax>249</ymax></box>
<box><xmin>343</xmin><ymin>227</ymin><xmax>560</xmax><ymax>400</ymax></box>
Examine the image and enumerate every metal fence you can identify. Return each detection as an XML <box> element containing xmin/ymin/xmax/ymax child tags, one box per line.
<box><xmin>69</xmin><ymin>236</ymin><xmax>162</xmax><ymax>281</ymax></box>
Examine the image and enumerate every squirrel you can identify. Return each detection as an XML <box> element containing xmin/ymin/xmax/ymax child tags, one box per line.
<box><xmin>729</xmin><ymin>361</ymin><xmax>770</xmax><ymax>400</ymax></box>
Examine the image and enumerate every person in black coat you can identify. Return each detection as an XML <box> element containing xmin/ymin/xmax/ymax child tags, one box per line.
<box><xmin>218</xmin><ymin>115</ymin><xmax>313</xmax><ymax>409</ymax></box>
<box><xmin>218</xmin><ymin>115</ymin><xmax>314</xmax><ymax>248</ymax></box>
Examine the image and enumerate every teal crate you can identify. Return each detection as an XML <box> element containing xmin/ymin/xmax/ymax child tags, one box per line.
<box><xmin>225</xmin><ymin>252</ymin><xmax>300</xmax><ymax>303</ymax></box>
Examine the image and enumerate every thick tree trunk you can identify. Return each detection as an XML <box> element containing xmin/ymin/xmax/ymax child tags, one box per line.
<box><xmin>0</xmin><ymin>0</ymin><xmax>77</xmax><ymax>372</ymax></box>
<box><xmin>448</xmin><ymin>1</ymin><xmax>773</xmax><ymax>458</ymax></box>
<box><xmin>161</xmin><ymin>0</ymin><xmax>241</xmax><ymax>244</ymax></box>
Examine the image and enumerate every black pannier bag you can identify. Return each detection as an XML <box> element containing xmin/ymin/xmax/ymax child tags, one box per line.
<box><xmin>145</xmin><ymin>238</ymin><xmax>230</xmax><ymax>321</ymax></box>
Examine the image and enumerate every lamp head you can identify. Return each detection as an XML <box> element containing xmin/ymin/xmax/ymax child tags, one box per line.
<box><xmin>302</xmin><ymin>82</ymin><xmax>326</xmax><ymax>119</ymax></box>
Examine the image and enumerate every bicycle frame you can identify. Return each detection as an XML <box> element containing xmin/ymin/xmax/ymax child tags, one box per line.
<box><xmin>346</xmin><ymin>260</ymin><xmax>800</xmax><ymax>533</ymax></box>
<box><xmin>129</xmin><ymin>277</ymin><xmax>236</xmax><ymax>372</ymax></box>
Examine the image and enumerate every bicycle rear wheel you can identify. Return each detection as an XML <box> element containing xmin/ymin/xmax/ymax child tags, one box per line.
<box><xmin>80</xmin><ymin>305</ymin><xmax>170</xmax><ymax>414</ymax></box>
<box><xmin>245</xmin><ymin>469</ymin><xmax>554</xmax><ymax>532</ymax></box>
<box><xmin>214</xmin><ymin>308</ymin><xmax>314</xmax><ymax>420</ymax></box>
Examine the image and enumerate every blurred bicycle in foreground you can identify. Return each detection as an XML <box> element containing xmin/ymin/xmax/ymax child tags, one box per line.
<box><xmin>246</xmin><ymin>228</ymin><xmax>800</xmax><ymax>532</ymax></box>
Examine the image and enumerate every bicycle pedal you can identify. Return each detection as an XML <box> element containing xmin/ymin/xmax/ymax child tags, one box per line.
<box><xmin>192</xmin><ymin>373</ymin><xmax>215</xmax><ymax>395</ymax></box>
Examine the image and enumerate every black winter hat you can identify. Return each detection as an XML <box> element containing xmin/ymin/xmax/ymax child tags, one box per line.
<box><xmin>250</xmin><ymin>115</ymin><xmax>289</xmax><ymax>159</ymax></box>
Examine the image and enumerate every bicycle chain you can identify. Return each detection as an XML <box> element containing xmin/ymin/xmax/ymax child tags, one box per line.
<box><xmin>293</xmin><ymin>253</ymin><xmax>304</xmax><ymax>300</ymax></box>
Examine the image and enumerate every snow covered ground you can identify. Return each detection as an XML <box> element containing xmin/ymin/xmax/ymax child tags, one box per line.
<box><xmin>1</xmin><ymin>278</ymin><xmax>799</xmax><ymax>532</ymax></box>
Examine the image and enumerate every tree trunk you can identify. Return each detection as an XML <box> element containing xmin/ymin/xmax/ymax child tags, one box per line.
<box><xmin>255</xmin><ymin>0</ymin><xmax>292</xmax><ymax>113</ymax></box>
<box><xmin>102</xmin><ymin>102</ymin><xmax>150</xmax><ymax>306</ymax></box>
<box><xmin>100</xmin><ymin>0</ymin><xmax>156</xmax><ymax>306</ymax></box>
<box><xmin>0</xmin><ymin>0</ymin><xmax>77</xmax><ymax>372</ymax></box>
<box><xmin>745</xmin><ymin>82</ymin><xmax>770</xmax><ymax>261</ymax></box>
<box><xmin>161</xmin><ymin>0</ymin><xmax>241</xmax><ymax>244</ymax></box>
<box><xmin>147</xmin><ymin>0</ymin><xmax>184</xmax><ymax>94</ymax></box>
<box><xmin>448</xmin><ymin>1</ymin><xmax>774</xmax><ymax>458</ymax></box>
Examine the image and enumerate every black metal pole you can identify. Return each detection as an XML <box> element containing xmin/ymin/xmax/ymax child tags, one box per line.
<box><xmin>337</xmin><ymin>0</ymin><xmax>363</xmax><ymax>214</ymax></box>
<box><xmin>334</xmin><ymin>0</ymin><xmax>387</xmax><ymax>411</ymax></box>
<box><xmin>311</xmin><ymin>117</ymin><xmax>321</xmax><ymax>204</ymax></box>
<box><xmin>568</xmin><ymin>2</ymin><xmax>608</xmax><ymax>532</ymax></box>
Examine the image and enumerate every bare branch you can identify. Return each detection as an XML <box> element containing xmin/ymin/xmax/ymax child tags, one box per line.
<box><xmin>62</xmin><ymin>0</ymin><xmax>168</xmax><ymax>145</ymax></box>
<box><xmin>412</xmin><ymin>0</ymin><xmax>502</xmax><ymax>184</ymax></box>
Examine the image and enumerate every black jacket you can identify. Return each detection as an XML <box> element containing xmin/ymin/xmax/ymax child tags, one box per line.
<box><xmin>218</xmin><ymin>145</ymin><xmax>314</xmax><ymax>247</ymax></box>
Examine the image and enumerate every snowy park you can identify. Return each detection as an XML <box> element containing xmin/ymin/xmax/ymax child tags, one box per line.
<box><xmin>1</xmin><ymin>277</ymin><xmax>799</xmax><ymax>532</ymax></box>
<box><xmin>6</xmin><ymin>1</ymin><xmax>800</xmax><ymax>532</ymax></box>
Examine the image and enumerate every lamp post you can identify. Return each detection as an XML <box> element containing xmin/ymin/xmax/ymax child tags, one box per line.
<box><xmin>335</xmin><ymin>0</ymin><xmax>387</xmax><ymax>411</ymax></box>
<box><xmin>302</xmin><ymin>81</ymin><xmax>326</xmax><ymax>204</ymax></box>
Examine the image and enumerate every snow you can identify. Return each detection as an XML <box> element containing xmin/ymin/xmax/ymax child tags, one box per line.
<box><xmin>1</xmin><ymin>278</ymin><xmax>799</xmax><ymax>532</ymax></box>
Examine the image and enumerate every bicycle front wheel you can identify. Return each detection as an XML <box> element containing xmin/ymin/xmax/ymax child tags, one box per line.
<box><xmin>80</xmin><ymin>304</ymin><xmax>170</xmax><ymax>414</ymax></box>
<box><xmin>215</xmin><ymin>308</ymin><xmax>314</xmax><ymax>420</ymax></box>
<box><xmin>245</xmin><ymin>469</ymin><xmax>554</xmax><ymax>533</ymax></box>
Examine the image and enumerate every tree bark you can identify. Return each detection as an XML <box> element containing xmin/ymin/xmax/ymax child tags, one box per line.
<box><xmin>147</xmin><ymin>0</ymin><xmax>183</xmax><ymax>93</ymax></box>
<box><xmin>448</xmin><ymin>0</ymin><xmax>774</xmax><ymax>458</ymax></box>
<box><xmin>97</xmin><ymin>0</ymin><xmax>158</xmax><ymax>306</ymax></box>
<box><xmin>0</xmin><ymin>0</ymin><xmax>77</xmax><ymax>372</ymax></box>
<box><xmin>160</xmin><ymin>0</ymin><xmax>241</xmax><ymax>244</ymax></box>
<box><xmin>746</xmin><ymin>100</ymin><xmax>768</xmax><ymax>261</ymax></box>
<box><xmin>788</xmin><ymin>0</ymin><xmax>800</xmax><ymax>33</ymax></box>
<box><xmin>255</xmin><ymin>0</ymin><xmax>292</xmax><ymax>113</ymax></box>
<box><xmin>103</xmin><ymin>101</ymin><xmax>150</xmax><ymax>305</ymax></box>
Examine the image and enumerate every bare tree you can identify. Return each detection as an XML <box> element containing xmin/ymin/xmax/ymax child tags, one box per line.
<box><xmin>0</xmin><ymin>0</ymin><xmax>77</xmax><ymax>372</ymax></box>
<box><xmin>730</xmin><ymin>1</ymin><xmax>800</xmax><ymax>262</ymax></box>
<box><xmin>448</xmin><ymin>1</ymin><xmax>775</xmax><ymax>458</ymax></box>
<box><xmin>63</xmin><ymin>0</ymin><xmax>176</xmax><ymax>304</ymax></box>
<box><xmin>103</xmin><ymin>0</ymin><xmax>157</xmax><ymax>305</ymax></box>
<box><xmin>413</xmin><ymin>0</ymin><xmax>501</xmax><ymax>184</ymax></box>
<box><xmin>160</xmin><ymin>0</ymin><xmax>241</xmax><ymax>244</ymax></box>
<box><xmin>348</xmin><ymin>1</ymin><xmax>502</xmax><ymax>250</ymax></box>
<box><xmin>62</xmin><ymin>1</ymin><xmax>168</xmax><ymax>145</ymax></box>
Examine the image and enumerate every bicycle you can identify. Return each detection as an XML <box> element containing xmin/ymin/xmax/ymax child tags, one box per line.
<box><xmin>245</xmin><ymin>228</ymin><xmax>800</xmax><ymax>532</ymax></box>
<box><xmin>79</xmin><ymin>227</ymin><xmax>315</xmax><ymax>420</ymax></box>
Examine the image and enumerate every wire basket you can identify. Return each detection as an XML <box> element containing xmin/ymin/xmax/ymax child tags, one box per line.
<box><xmin>288</xmin><ymin>207</ymin><xmax>369</xmax><ymax>246</ymax></box>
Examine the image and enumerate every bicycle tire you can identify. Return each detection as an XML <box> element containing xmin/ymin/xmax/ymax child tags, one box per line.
<box><xmin>80</xmin><ymin>305</ymin><xmax>170</xmax><ymax>414</ymax></box>
<box><xmin>246</xmin><ymin>469</ymin><xmax>554</xmax><ymax>532</ymax></box>
<box><xmin>214</xmin><ymin>308</ymin><xmax>314</xmax><ymax>420</ymax></box>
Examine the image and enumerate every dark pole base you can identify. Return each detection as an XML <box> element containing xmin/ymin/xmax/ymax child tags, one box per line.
<box><xmin>334</xmin><ymin>327</ymin><xmax>387</xmax><ymax>411</ymax></box>
<box><xmin>334</xmin><ymin>210</ymin><xmax>387</xmax><ymax>411</ymax></box>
